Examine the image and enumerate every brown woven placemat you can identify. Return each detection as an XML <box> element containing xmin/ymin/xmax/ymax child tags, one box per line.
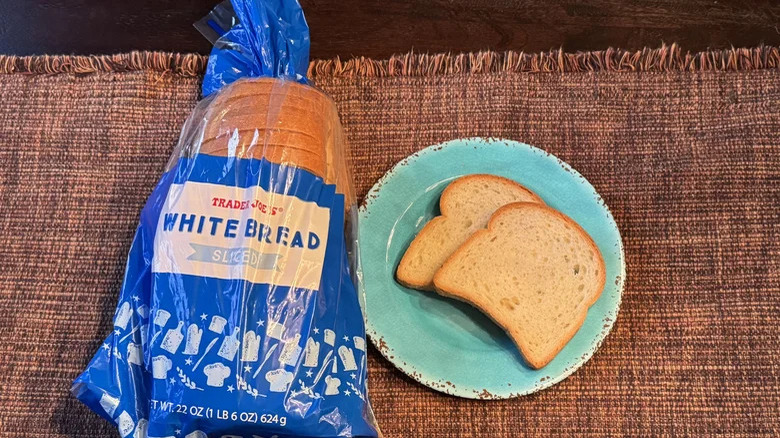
<box><xmin>0</xmin><ymin>45</ymin><xmax>778</xmax><ymax>437</ymax></box>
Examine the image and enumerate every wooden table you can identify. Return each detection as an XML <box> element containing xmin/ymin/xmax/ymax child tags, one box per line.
<box><xmin>1</xmin><ymin>0</ymin><xmax>778</xmax><ymax>58</ymax></box>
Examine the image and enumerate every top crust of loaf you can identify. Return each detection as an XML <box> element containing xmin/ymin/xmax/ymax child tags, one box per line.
<box><xmin>199</xmin><ymin>77</ymin><xmax>354</xmax><ymax>201</ymax></box>
<box><xmin>433</xmin><ymin>202</ymin><xmax>606</xmax><ymax>369</ymax></box>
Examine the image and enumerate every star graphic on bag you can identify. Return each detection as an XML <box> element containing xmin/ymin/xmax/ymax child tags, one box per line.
<box><xmin>102</xmin><ymin>343</ymin><xmax>110</xmax><ymax>351</ymax></box>
<box><xmin>132</xmin><ymin>295</ymin><xmax>140</xmax><ymax>302</ymax></box>
<box><xmin>343</xmin><ymin>335</ymin><xmax>350</xmax><ymax>342</ymax></box>
<box><xmin>343</xmin><ymin>390</ymin><xmax>351</xmax><ymax>396</ymax></box>
<box><xmin>350</xmin><ymin>373</ymin><xmax>357</xmax><ymax>380</ymax></box>
<box><xmin>306</xmin><ymin>370</ymin><xmax>313</xmax><ymax>378</ymax></box>
<box><xmin>312</xmin><ymin>327</ymin><xmax>320</xmax><ymax>334</ymax></box>
<box><xmin>243</xmin><ymin>365</ymin><xmax>252</xmax><ymax>373</ymax></box>
<box><xmin>256</xmin><ymin>320</ymin><xmax>264</xmax><ymax>327</ymax></box>
<box><xmin>185</xmin><ymin>358</ymin><xmax>193</xmax><ymax>366</ymax></box>
<box><xmin>200</xmin><ymin>313</ymin><xmax>208</xmax><ymax>321</ymax></box>
<box><xmin>114</xmin><ymin>329</ymin><xmax>121</xmax><ymax>336</ymax></box>
<box><xmin>174</xmin><ymin>429</ymin><xmax>181</xmax><ymax>436</ymax></box>
<box><xmin>227</xmin><ymin>385</ymin><xmax>235</xmax><ymax>393</ymax></box>
<box><xmin>169</xmin><ymin>377</ymin><xmax>176</xmax><ymax>385</ymax></box>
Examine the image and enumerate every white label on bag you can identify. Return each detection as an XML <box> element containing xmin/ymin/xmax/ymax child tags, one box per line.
<box><xmin>153</xmin><ymin>181</ymin><xmax>330</xmax><ymax>290</ymax></box>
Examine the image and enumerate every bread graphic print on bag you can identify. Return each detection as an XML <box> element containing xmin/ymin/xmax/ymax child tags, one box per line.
<box><xmin>133</xmin><ymin>419</ymin><xmax>148</xmax><ymax>438</ymax></box>
<box><xmin>338</xmin><ymin>346</ymin><xmax>358</xmax><ymax>371</ymax></box>
<box><xmin>242</xmin><ymin>330</ymin><xmax>261</xmax><ymax>362</ymax></box>
<box><xmin>153</xmin><ymin>309</ymin><xmax>171</xmax><ymax>327</ymax></box>
<box><xmin>203</xmin><ymin>363</ymin><xmax>231</xmax><ymax>387</ymax></box>
<box><xmin>218</xmin><ymin>327</ymin><xmax>241</xmax><ymax>361</ymax></box>
<box><xmin>149</xmin><ymin>309</ymin><xmax>171</xmax><ymax>346</ymax></box>
<box><xmin>183</xmin><ymin>324</ymin><xmax>203</xmax><ymax>355</ymax></box>
<box><xmin>117</xmin><ymin>411</ymin><xmax>135</xmax><ymax>438</ymax></box>
<box><xmin>353</xmin><ymin>336</ymin><xmax>366</xmax><ymax>351</ymax></box>
<box><xmin>265</xmin><ymin>369</ymin><xmax>294</xmax><ymax>392</ymax></box>
<box><xmin>99</xmin><ymin>393</ymin><xmax>119</xmax><ymax>417</ymax></box>
<box><xmin>209</xmin><ymin>315</ymin><xmax>227</xmax><ymax>334</ymax></box>
<box><xmin>127</xmin><ymin>342</ymin><xmax>143</xmax><ymax>366</ymax></box>
<box><xmin>323</xmin><ymin>329</ymin><xmax>336</xmax><ymax>346</ymax></box>
<box><xmin>114</xmin><ymin>302</ymin><xmax>133</xmax><ymax>330</ymax></box>
<box><xmin>279</xmin><ymin>334</ymin><xmax>302</xmax><ymax>366</ymax></box>
<box><xmin>136</xmin><ymin>304</ymin><xmax>149</xmax><ymax>320</ymax></box>
<box><xmin>151</xmin><ymin>356</ymin><xmax>172</xmax><ymax>380</ymax></box>
<box><xmin>303</xmin><ymin>337</ymin><xmax>320</xmax><ymax>367</ymax></box>
<box><xmin>267</xmin><ymin>320</ymin><xmax>285</xmax><ymax>340</ymax></box>
<box><xmin>324</xmin><ymin>375</ymin><xmax>341</xmax><ymax>396</ymax></box>
<box><xmin>161</xmin><ymin>321</ymin><xmax>185</xmax><ymax>354</ymax></box>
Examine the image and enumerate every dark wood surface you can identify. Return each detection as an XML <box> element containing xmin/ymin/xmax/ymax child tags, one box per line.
<box><xmin>1</xmin><ymin>0</ymin><xmax>779</xmax><ymax>58</ymax></box>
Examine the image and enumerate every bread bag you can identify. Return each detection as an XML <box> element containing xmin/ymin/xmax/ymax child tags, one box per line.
<box><xmin>72</xmin><ymin>1</ymin><xmax>379</xmax><ymax>436</ymax></box>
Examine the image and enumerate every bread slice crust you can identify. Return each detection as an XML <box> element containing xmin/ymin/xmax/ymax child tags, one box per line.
<box><xmin>433</xmin><ymin>202</ymin><xmax>606</xmax><ymax>369</ymax></box>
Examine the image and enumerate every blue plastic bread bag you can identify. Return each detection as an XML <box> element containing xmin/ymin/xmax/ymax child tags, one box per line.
<box><xmin>71</xmin><ymin>1</ymin><xmax>381</xmax><ymax>437</ymax></box>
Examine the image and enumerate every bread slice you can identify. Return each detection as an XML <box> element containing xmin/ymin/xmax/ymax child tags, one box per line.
<box><xmin>396</xmin><ymin>175</ymin><xmax>543</xmax><ymax>290</ymax></box>
<box><xmin>433</xmin><ymin>203</ymin><xmax>606</xmax><ymax>369</ymax></box>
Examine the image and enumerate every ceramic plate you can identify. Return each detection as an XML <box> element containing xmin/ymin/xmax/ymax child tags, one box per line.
<box><xmin>358</xmin><ymin>138</ymin><xmax>624</xmax><ymax>399</ymax></box>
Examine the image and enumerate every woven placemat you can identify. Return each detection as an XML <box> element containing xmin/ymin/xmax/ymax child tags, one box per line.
<box><xmin>0</xmin><ymin>45</ymin><xmax>778</xmax><ymax>437</ymax></box>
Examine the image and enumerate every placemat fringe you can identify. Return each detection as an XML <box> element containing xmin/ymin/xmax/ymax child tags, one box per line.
<box><xmin>1</xmin><ymin>44</ymin><xmax>779</xmax><ymax>78</ymax></box>
<box><xmin>0</xmin><ymin>51</ymin><xmax>207</xmax><ymax>76</ymax></box>
<box><xmin>309</xmin><ymin>43</ymin><xmax>780</xmax><ymax>78</ymax></box>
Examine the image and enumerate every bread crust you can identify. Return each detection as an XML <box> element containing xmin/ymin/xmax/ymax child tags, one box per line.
<box><xmin>439</xmin><ymin>174</ymin><xmax>544</xmax><ymax>215</ymax></box>
<box><xmin>396</xmin><ymin>174</ymin><xmax>542</xmax><ymax>290</ymax></box>
<box><xmin>210</xmin><ymin>77</ymin><xmax>337</xmax><ymax>112</ymax></box>
<box><xmin>433</xmin><ymin>202</ymin><xmax>606</xmax><ymax>369</ymax></box>
<box><xmin>395</xmin><ymin>216</ymin><xmax>447</xmax><ymax>291</ymax></box>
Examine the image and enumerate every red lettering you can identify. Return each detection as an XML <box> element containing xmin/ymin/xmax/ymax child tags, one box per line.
<box><xmin>212</xmin><ymin>196</ymin><xmax>286</xmax><ymax>214</ymax></box>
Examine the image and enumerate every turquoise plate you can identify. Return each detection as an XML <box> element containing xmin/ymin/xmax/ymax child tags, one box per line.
<box><xmin>358</xmin><ymin>138</ymin><xmax>625</xmax><ymax>399</ymax></box>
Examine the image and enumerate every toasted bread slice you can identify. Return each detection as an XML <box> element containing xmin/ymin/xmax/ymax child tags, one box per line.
<box><xmin>396</xmin><ymin>175</ymin><xmax>543</xmax><ymax>290</ymax></box>
<box><xmin>433</xmin><ymin>203</ymin><xmax>606</xmax><ymax>369</ymax></box>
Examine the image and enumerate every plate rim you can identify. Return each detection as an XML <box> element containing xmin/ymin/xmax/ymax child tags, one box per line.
<box><xmin>359</xmin><ymin>137</ymin><xmax>626</xmax><ymax>399</ymax></box>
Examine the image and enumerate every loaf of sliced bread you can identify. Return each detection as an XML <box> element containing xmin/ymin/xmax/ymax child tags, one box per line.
<box><xmin>433</xmin><ymin>202</ymin><xmax>605</xmax><ymax>369</ymax></box>
<box><xmin>200</xmin><ymin>77</ymin><xmax>354</xmax><ymax>202</ymax></box>
<box><xmin>396</xmin><ymin>175</ymin><xmax>543</xmax><ymax>290</ymax></box>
